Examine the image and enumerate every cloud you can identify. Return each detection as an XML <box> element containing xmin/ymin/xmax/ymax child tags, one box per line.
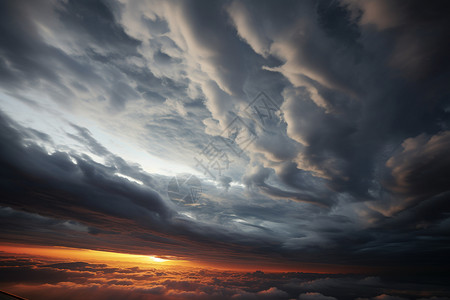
<box><xmin>226</xmin><ymin>1</ymin><xmax>272</xmax><ymax>58</ymax></box>
<box><xmin>225</xmin><ymin>0</ymin><xmax>450</xmax><ymax>207</ymax></box>
<box><xmin>257</xmin><ymin>287</ymin><xmax>290</xmax><ymax>299</ymax></box>
<box><xmin>386</xmin><ymin>131</ymin><xmax>450</xmax><ymax>199</ymax></box>
<box><xmin>363</xmin><ymin>131</ymin><xmax>450</xmax><ymax>229</ymax></box>
<box><xmin>1</xmin><ymin>0</ymin><xmax>450</xmax><ymax>288</ymax></box>
<box><xmin>0</xmin><ymin>110</ymin><xmax>343</xmax><ymax>267</ymax></box>
<box><xmin>298</xmin><ymin>292</ymin><xmax>337</xmax><ymax>300</ymax></box>
<box><xmin>345</xmin><ymin>0</ymin><xmax>450</xmax><ymax>81</ymax></box>
<box><xmin>2</xmin><ymin>105</ymin><xmax>450</xmax><ymax>270</ymax></box>
<box><xmin>1</xmin><ymin>255</ymin><xmax>449</xmax><ymax>300</ymax></box>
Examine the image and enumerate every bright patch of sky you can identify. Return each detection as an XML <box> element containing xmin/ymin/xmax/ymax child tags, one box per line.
<box><xmin>0</xmin><ymin>91</ymin><xmax>197</xmax><ymax>177</ymax></box>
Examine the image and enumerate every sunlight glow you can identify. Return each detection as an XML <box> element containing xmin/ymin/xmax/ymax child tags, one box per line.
<box><xmin>149</xmin><ymin>255</ymin><xmax>168</xmax><ymax>262</ymax></box>
<box><xmin>0</xmin><ymin>244</ymin><xmax>191</xmax><ymax>268</ymax></box>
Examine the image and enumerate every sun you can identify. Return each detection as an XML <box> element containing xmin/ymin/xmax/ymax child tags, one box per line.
<box><xmin>149</xmin><ymin>256</ymin><xmax>169</xmax><ymax>263</ymax></box>
<box><xmin>0</xmin><ymin>244</ymin><xmax>198</xmax><ymax>269</ymax></box>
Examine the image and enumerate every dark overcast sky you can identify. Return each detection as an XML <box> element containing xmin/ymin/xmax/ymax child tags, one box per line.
<box><xmin>1</xmin><ymin>0</ymin><xmax>450</xmax><ymax>299</ymax></box>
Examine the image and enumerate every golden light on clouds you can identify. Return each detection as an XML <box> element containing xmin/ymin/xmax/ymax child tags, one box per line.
<box><xmin>0</xmin><ymin>244</ymin><xmax>191</xmax><ymax>268</ymax></box>
<box><xmin>148</xmin><ymin>255</ymin><xmax>169</xmax><ymax>263</ymax></box>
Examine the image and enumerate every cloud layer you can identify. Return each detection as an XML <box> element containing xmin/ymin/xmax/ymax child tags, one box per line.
<box><xmin>1</xmin><ymin>0</ymin><xmax>450</xmax><ymax>297</ymax></box>
<box><xmin>1</xmin><ymin>253</ymin><xmax>449</xmax><ymax>300</ymax></box>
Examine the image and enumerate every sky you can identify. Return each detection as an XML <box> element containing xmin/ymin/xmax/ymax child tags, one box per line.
<box><xmin>0</xmin><ymin>0</ymin><xmax>449</xmax><ymax>299</ymax></box>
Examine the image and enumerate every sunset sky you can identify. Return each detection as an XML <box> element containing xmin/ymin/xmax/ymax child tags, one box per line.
<box><xmin>1</xmin><ymin>0</ymin><xmax>450</xmax><ymax>299</ymax></box>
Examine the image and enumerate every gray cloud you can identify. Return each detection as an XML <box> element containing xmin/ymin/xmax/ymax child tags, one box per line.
<box><xmin>0</xmin><ymin>0</ymin><xmax>450</xmax><ymax>290</ymax></box>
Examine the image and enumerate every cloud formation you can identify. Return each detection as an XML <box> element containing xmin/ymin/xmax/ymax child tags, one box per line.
<box><xmin>1</xmin><ymin>254</ymin><xmax>449</xmax><ymax>300</ymax></box>
<box><xmin>0</xmin><ymin>0</ymin><xmax>450</xmax><ymax>298</ymax></box>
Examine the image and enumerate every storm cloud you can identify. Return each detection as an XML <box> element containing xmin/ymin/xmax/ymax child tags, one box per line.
<box><xmin>1</xmin><ymin>0</ymin><xmax>449</xmax><ymax>298</ymax></box>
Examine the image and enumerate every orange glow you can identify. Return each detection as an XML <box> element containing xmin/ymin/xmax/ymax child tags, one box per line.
<box><xmin>0</xmin><ymin>243</ymin><xmax>378</xmax><ymax>273</ymax></box>
<box><xmin>0</xmin><ymin>244</ymin><xmax>192</xmax><ymax>269</ymax></box>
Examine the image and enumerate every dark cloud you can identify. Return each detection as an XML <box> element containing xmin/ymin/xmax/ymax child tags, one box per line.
<box><xmin>0</xmin><ymin>111</ymin><xmax>304</xmax><ymax>267</ymax></box>
<box><xmin>55</xmin><ymin>0</ymin><xmax>140</xmax><ymax>51</ymax></box>
<box><xmin>0</xmin><ymin>0</ymin><xmax>192</xmax><ymax>113</ymax></box>
<box><xmin>68</xmin><ymin>124</ymin><xmax>111</xmax><ymax>156</ymax></box>
<box><xmin>1</xmin><ymin>106</ymin><xmax>450</xmax><ymax>271</ymax></box>
<box><xmin>226</xmin><ymin>0</ymin><xmax>450</xmax><ymax>206</ymax></box>
<box><xmin>1</xmin><ymin>0</ymin><xmax>450</xmax><ymax>296</ymax></box>
<box><xmin>0</xmin><ymin>110</ymin><xmax>171</xmax><ymax>244</ymax></box>
<box><xmin>218</xmin><ymin>176</ymin><xmax>233</xmax><ymax>191</ymax></box>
